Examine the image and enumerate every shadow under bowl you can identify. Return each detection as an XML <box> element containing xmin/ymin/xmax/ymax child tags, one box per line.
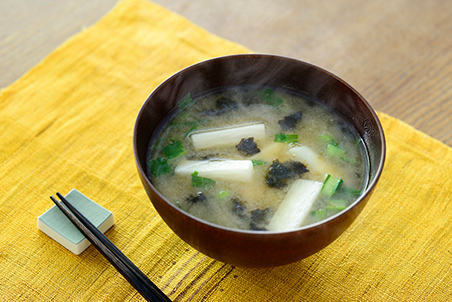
<box><xmin>133</xmin><ymin>54</ymin><xmax>386</xmax><ymax>267</ymax></box>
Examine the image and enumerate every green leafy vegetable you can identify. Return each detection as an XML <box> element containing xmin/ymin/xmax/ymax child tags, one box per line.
<box><xmin>170</xmin><ymin>120</ymin><xmax>197</xmax><ymax>135</ymax></box>
<box><xmin>149</xmin><ymin>157</ymin><xmax>172</xmax><ymax>176</ymax></box>
<box><xmin>251</xmin><ymin>159</ymin><xmax>268</xmax><ymax>166</ymax></box>
<box><xmin>325</xmin><ymin>200</ymin><xmax>348</xmax><ymax>213</ymax></box>
<box><xmin>310</xmin><ymin>209</ymin><xmax>327</xmax><ymax>220</ymax></box>
<box><xmin>162</xmin><ymin>140</ymin><xmax>187</xmax><ymax>159</ymax></box>
<box><xmin>341</xmin><ymin>156</ymin><xmax>358</xmax><ymax>165</ymax></box>
<box><xmin>321</xmin><ymin>174</ymin><xmax>343</xmax><ymax>196</ymax></box>
<box><xmin>327</xmin><ymin>199</ymin><xmax>349</xmax><ymax>208</ymax></box>
<box><xmin>320</xmin><ymin>134</ymin><xmax>358</xmax><ymax>164</ymax></box>
<box><xmin>184</xmin><ymin>123</ymin><xmax>198</xmax><ymax>137</ymax></box>
<box><xmin>325</xmin><ymin>143</ymin><xmax>346</xmax><ymax>158</ymax></box>
<box><xmin>325</xmin><ymin>142</ymin><xmax>359</xmax><ymax>164</ymax></box>
<box><xmin>178</xmin><ymin>93</ymin><xmax>194</xmax><ymax>111</ymax></box>
<box><xmin>274</xmin><ymin>133</ymin><xmax>298</xmax><ymax>143</ymax></box>
<box><xmin>191</xmin><ymin>171</ymin><xmax>216</xmax><ymax>189</ymax></box>
<box><xmin>318</xmin><ymin>134</ymin><xmax>337</xmax><ymax>145</ymax></box>
<box><xmin>260</xmin><ymin>88</ymin><xmax>284</xmax><ymax>107</ymax></box>
<box><xmin>337</xmin><ymin>185</ymin><xmax>362</xmax><ymax>197</ymax></box>
<box><xmin>216</xmin><ymin>190</ymin><xmax>230</xmax><ymax>200</ymax></box>
<box><xmin>325</xmin><ymin>206</ymin><xmax>347</xmax><ymax>213</ymax></box>
<box><xmin>311</xmin><ymin>200</ymin><xmax>348</xmax><ymax>221</ymax></box>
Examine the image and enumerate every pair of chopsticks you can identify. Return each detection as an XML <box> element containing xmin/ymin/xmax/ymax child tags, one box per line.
<box><xmin>50</xmin><ymin>193</ymin><xmax>171</xmax><ymax>302</ymax></box>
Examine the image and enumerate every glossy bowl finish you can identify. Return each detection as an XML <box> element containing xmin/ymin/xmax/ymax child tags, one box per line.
<box><xmin>133</xmin><ymin>54</ymin><xmax>385</xmax><ymax>267</ymax></box>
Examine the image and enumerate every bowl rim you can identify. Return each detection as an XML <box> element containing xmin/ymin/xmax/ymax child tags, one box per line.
<box><xmin>133</xmin><ymin>53</ymin><xmax>386</xmax><ymax>235</ymax></box>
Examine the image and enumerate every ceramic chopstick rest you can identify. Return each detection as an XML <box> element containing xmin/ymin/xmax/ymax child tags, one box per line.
<box><xmin>37</xmin><ymin>189</ymin><xmax>115</xmax><ymax>255</ymax></box>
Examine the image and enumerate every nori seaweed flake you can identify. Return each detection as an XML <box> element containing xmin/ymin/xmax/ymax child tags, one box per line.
<box><xmin>186</xmin><ymin>192</ymin><xmax>207</xmax><ymax>203</ymax></box>
<box><xmin>278</xmin><ymin>111</ymin><xmax>303</xmax><ymax>130</ymax></box>
<box><xmin>265</xmin><ymin>160</ymin><xmax>309</xmax><ymax>188</ymax></box>
<box><xmin>236</xmin><ymin>137</ymin><xmax>261</xmax><ymax>156</ymax></box>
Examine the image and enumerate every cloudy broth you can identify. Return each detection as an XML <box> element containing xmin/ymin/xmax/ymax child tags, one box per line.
<box><xmin>147</xmin><ymin>86</ymin><xmax>368</xmax><ymax>231</ymax></box>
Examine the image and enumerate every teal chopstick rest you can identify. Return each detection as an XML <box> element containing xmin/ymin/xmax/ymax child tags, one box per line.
<box><xmin>37</xmin><ymin>189</ymin><xmax>115</xmax><ymax>255</ymax></box>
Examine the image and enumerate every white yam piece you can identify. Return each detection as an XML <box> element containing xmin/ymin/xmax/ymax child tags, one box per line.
<box><xmin>289</xmin><ymin>146</ymin><xmax>327</xmax><ymax>173</ymax></box>
<box><xmin>251</xmin><ymin>142</ymin><xmax>291</xmax><ymax>162</ymax></box>
<box><xmin>175</xmin><ymin>159</ymin><xmax>254</xmax><ymax>182</ymax></box>
<box><xmin>267</xmin><ymin>179</ymin><xmax>322</xmax><ymax>231</ymax></box>
<box><xmin>190</xmin><ymin>123</ymin><xmax>266</xmax><ymax>150</ymax></box>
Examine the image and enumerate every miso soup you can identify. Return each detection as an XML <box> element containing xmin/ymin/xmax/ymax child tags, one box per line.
<box><xmin>147</xmin><ymin>86</ymin><xmax>368</xmax><ymax>231</ymax></box>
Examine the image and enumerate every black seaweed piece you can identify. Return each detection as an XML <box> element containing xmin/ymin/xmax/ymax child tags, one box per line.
<box><xmin>249</xmin><ymin>208</ymin><xmax>273</xmax><ymax>231</ymax></box>
<box><xmin>249</xmin><ymin>223</ymin><xmax>267</xmax><ymax>231</ymax></box>
<box><xmin>265</xmin><ymin>160</ymin><xmax>290</xmax><ymax>188</ymax></box>
<box><xmin>265</xmin><ymin>160</ymin><xmax>309</xmax><ymax>188</ymax></box>
<box><xmin>236</xmin><ymin>137</ymin><xmax>261</xmax><ymax>156</ymax></box>
<box><xmin>201</xmin><ymin>98</ymin><xmax>238</xmax><ymax>116</ymax></box>
<box><xmin>285</xmin><ymin>161</ymin><xmax>309</xmax><ymax>177</ymax></box>
<box><xmin>278</xmin><ymin>111</ymin><xmax>303</xmax><ymax>130</ymax></box>
<box><xmin>186</xmin><ymin>192</ymin><xmax>207</xmax><ymax>203</ymax></box>
<box><xmin>251</xmin><ymin>208</ymin><xmax>272</xmax><ymax>223</ymax></box>
<box><xmin>232</xmin><ymin>198</ymin><xmax>249</xmax><ymax>220</ymax></box>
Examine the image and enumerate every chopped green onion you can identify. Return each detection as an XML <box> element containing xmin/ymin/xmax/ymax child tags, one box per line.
<box><xmin>337</xmin><ymin>185</ymin><xmax>362</xmax><ymax>197</ymax></box>
<box><xmin>320</xmin><ymin>138</ymin><xmax>360</xmax><ymax>164</ymax></box>
<box><xmin>149</xmin><ymin>157</ymin><xmax>172</xmax><ymax>176</ymax></box>
<box><xmin>328</xmin><ymin>199</ymin><xmax>349</xmax><ymax>208</ymax></box>
<box><xmin>191</xmin><ymin>171</ymin><xmax>216</xmax><ymax>189</ymax></box>
<box><xmin>318</xmin><ymin>134</ymin><xmax>337</xmax><ymax>145</ymax></box>
<box><xmin>178</xmin><ymin>93</ymin><xmax>194</xmax><ymax>111</ymax></box>
<box><xmin>310</xmin><ymin>209</ymin><xmax>327</xmax><ymax>220</ymax></box>
<box><xmin>321</xmin><ymin>174</ymin><xmax>343</xmax><ymax>197</ymax></box>
<box><xmin>274</xmin><ymin>133</ymin><xmax>298</xmax><ymax>143</ymax></box>
<box><xmin>216</xmin><ymin>190</ymin><xmax>230</xmax><ymax>200</ymax></box>
<box><xmin>251</xmin><ymin>159</ymin><xmax>268</xmax><ymax>166</ymax></box>
<box><xmin>325</xmin><ymin>200</ymin><xmax>348</xmax><ymax>212</ymax></box>
<box><xmin>260</xmin><ymin>88</ymin><xmax>284</xmax><ymax>108</ymax></box>
<box><xmin>325</xmin><ymin>143</ymin><xmax>346</xmax><ymax>158</ymax></box>
<box><xmin>162</xmin><ymin>140</ymin><xmax>187</xmax><ymax>159</ymax></box>
<box><xmin>176</xmin><ymin>201</ymin><xmax>183</xmax><ymax>209</ymax></box>
<box><xmin>325</xmin><ymin>205</ymin><xmax>347</xmax><ymax>212</ymax></box>
<box><xmin>341</xmin><ymin>156</ymin><xmax>358</xmax><ymax>165</ymax></box>
<box><xmin>184</xmin><ymin>123</ymin><xmax>198</xmax><ymax>137</ymax></box>
<box><xmin>320</xmin><ymin>135</ymin><xmax>358</xmax><ymax>164</ymax></box>
<box><xmin>324</xmin><ymin>142</ymin><xmax>358</xmax><ymax>164</ymax></box>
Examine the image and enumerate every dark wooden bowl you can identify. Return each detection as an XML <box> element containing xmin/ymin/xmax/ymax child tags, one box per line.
<box><xmin>133</xmin><ymin>54</ymin><xmax>386</xmax><ymax>267</ymax></box>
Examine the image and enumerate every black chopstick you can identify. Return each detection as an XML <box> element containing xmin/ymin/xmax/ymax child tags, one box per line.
<box><xmin>50</xmin><ymin>192</ymin><xmax>171</xmax><ymax>302</ymax></box>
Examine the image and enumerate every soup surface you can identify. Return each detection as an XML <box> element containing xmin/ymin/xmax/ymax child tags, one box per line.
<box><xmin>147</xmin><ymin>86</ymin><xmax>368</xmax><ymax>231</ymax></box>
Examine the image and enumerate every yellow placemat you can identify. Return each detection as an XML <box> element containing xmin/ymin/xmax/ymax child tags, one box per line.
<box><xmin>1</xmin><ymin>0</ymin><xmax>452</xmax><ymax>300</ymax></box>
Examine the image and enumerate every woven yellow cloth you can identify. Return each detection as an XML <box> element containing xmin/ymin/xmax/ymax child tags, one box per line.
<box><xmin>1</xmin><ymin>0</ymin><xmax>452</xmax><ymax>300</ymax></box>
